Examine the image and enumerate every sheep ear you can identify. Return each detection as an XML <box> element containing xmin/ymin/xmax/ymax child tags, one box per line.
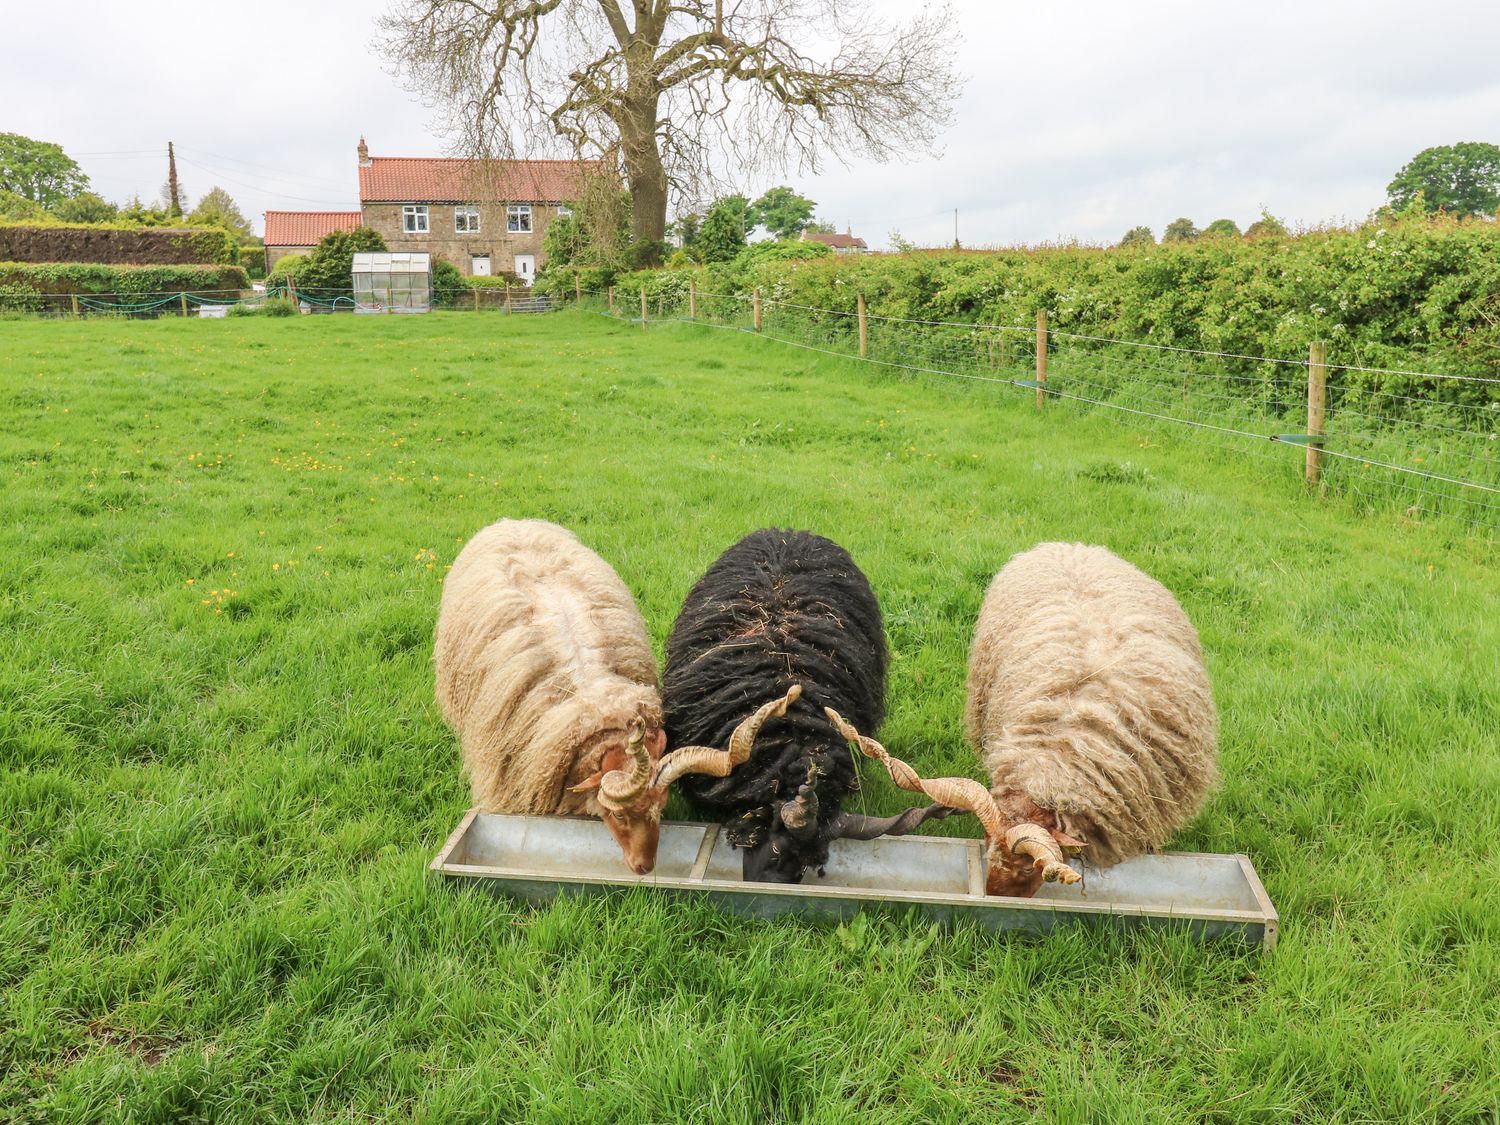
<box><xmin>569</xmin><ymin>771</ymin><xmax>604</xmax><ymax>794</ymax></box>
<box><xmin>1051</xmin><ymin>829</ymin><xmax>1086</xmax><ymax>855</ymax></box>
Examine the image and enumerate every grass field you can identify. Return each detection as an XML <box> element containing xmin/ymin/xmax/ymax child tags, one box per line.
<box><xmin>2</xmin><ymin>311</ymin><xmax>1496</xmax><ymax>1123</ymax></box>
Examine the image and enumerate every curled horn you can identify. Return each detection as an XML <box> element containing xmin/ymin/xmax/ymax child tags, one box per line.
<box><xmin>596</xmin><ymin>722</ymin><xmax>654</xmax><ymax>811</ymax></box>
<box><xmin>826</xmin><ymin>708</ymin><xmax>1083</xmax><ymax>887</ymax></box>
<box><xmin>779</xmin><ymin>770</ymin><xmax>820</xmax><ymax>838</ymax></box>
<box><xmin>826</xmin><ymin>803</ymin><xmax>960</xmax><ymax>841</ymax></box>
<box><xmin>1005</xmin><ymin>823</ymin><xmax>1083</xmax><ymax>886</ymax></box>
<box><xmin>824</xmin><ymin>707</ymin><xmax>1006</xmax><ymax>843</ymax></box>
<box><xmin>652</xmin><ymin>684</ymin><xmax>802</xmax><ymax>789</ymax></box>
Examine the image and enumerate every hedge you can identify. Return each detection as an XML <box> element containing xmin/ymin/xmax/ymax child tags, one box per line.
<box><xmin>0</xmin><ymin>223</ymin><xmax>239</xmax><ymax>266</ymax></box>
<box><xmin>611</xmin><ymin>216</ymin><xmax>1500</xmax><ymax>401</ymax></box>
<box><xmin>0</xmin><ymin>262</ymin><xmax>250</xmax><ymax>296</ymax></box>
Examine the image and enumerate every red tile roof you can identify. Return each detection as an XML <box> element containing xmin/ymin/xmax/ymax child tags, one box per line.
<box><xmin>358</xmin><ymin>156</ymin><xmax>600</xmax><ymax>204</ymax></box>
<box><xmin>803</xmin><ymin>231</ymin><xmax>868</xmax><ymax>250</ymax></box>
<box><xmin>264</xmin><ymin>211</ymin><xmax>362</xmax><ymax>247</ymax></box>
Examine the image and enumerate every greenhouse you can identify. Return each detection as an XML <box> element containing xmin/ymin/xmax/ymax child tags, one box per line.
<box><xmin>351</xmin><ymin>252</ymin><xmax>431</xmax><ymax>313</ymax></box>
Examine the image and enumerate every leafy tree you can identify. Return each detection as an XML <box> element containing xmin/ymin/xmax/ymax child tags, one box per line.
<box><xmin>117</xmin><ymin>195</ymin><xmax>175</xmax><ymax>227</ymax></box>
<box><xmin>714</xmin><ymin>194</ymin><xmax>754</xmax><ymax>241</ymax></box>
<box><xmin>0</xmin><ymin>189</ymin><xmax>46</xmax><ymax>221</ymax></box>
<box><xmin>1244</xmin><ymin>210</ymin><xmax>1288</xmax><ymax>239</ymax></box>
<box><xmin>752</xmin><ymin>185</ymin><xmax>816</xmax><ymax>240</ymax></box>
<box><xmin>1386</xmin><ymin>142</ymin><xmax>1500</xmax><ymax>216</ymax></box>
<box><xmin>668</xmin><ymin>211</ymin><xmax>702</xmax><ymax>248</ymax></box>
<box><xmin>297</xmin><ymin>227</ymin><xmax>388</xmax><ymax>292</ymax></box>
<box><xmin>1118</xmin><ymin>225</ymin><xmax>1154</xmax><ymax>247</ymax></box>
<box><xmin>542</xmin><ymin>212</ymin><xmax>584</xmax><ymax>266</ymax></box>
<box><xmin>51</xmin><ymin>192</ymin><xmax>116</xmax><ymax>223</ymax></box>
<box><xmin>0</xmin><ymin>133</ymin><xmax>88</xmax><ymax>206</ymax></box>
<box><xmin>379</xmin><ymin>2</ymin><xmax>960</xmax><ymax>243</ymax></box>
<box><xmin>188</xmin><ymin>187</ymin><xmax>254</xmax><ymax>241</ymax></box>
<box><xmin>1162</xmin><ymin>217</ymin><xmax>1200</xmax><ymax>242</ymax></box>
<box><xmin>806</xmin><ymin>219</ymin><xmax>837</xmax><ymax>235</ymax></box>
<box><xmin>1202</xmin><ymin>218</ymin><xmax>1241</xmax><ymax>238</ymax></box>
<box><xmin>694</xmin><ymin>200</ymin><xmax>748</xmax><ymax>262</ymax></box>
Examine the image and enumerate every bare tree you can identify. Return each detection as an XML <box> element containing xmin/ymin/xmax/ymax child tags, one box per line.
<box><xmin>377</xmin><ymin>1</ymin><xmax>962</xmax><ymax>243</ymax></box>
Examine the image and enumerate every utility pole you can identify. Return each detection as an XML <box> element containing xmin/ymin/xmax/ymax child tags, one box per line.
<box><xmin>953</xmin><ymin>207</ymin><xmax>960</xmax><ymax>251</ymax></box>
<box><xmin>166</xmin><ymin>141</ymin><xmax>182</xmax><ymax>217</ymax></box>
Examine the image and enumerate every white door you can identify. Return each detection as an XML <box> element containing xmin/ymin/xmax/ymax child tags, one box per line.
<box><xmin>471</xmin><ymin>256</ymin><xmax>491</xmax><ymax>276</ymax></box>
<box><xmin>514</xmin><ymin>254</ymin><xmax>535</xmax><ymax>286</ymax></box>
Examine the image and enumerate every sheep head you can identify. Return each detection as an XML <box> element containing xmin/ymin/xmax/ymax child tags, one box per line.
<box><xmin>825</xmin><ymin>708</ymin><xmax>1083</xmax><ymax>898</ymax></box>
<box><xmin>569</xmin><ymin>720</ymin><xmax>668</xmax><ymax>875</ymax></box>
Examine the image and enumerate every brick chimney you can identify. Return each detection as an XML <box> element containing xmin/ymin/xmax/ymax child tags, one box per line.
<box><xmin>358</xmin><ymin>136</ymin><xmax>370</xmax><ymax>167</ymax></box>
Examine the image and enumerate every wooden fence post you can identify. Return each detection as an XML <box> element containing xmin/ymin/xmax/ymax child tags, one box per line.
<box><xmin>857</xmin><ymin>292</ymin><xmax>868</xmax><ymax>358</ymax></box>
<box><xmin>180</xmin><ymin>293</ymin><xmax>189</xmax><ymax>318</ymax></box>
<box><xmin>753</xmin><ymin>288</ymin><xmax>762</xmax><ymax>332</ymax></box>
<box><xmin>1306</xmin><ymin>340</ymin><xmax>1328</xmax><ymax>486</ymax></box>
<box><xmin>70</xmin><ymin>294</ymin><xmax>80</xmax><ymax>319</ymax></box>
<box><xmin>505</xmin><ymin>286</ymin><xmax>513</xmax><ymax>313</ymax></box>
<box><xmin>575</xmin><ymin>274</ymin><xmax>582</xmax><ymax>303</ymax></box>
<box><xmin>1035</xmin><ymin>308</ymin><xmax>1048</xmax><ymax>411</ymax></box>
<box><xmin>640</xmin><ymin>288</ymin><xmax>648</xmax><ymax>329</ymax></box>
<box><xmin>608</xmin><ymin>286</ymin><xmax>616</xmax><ymax>314</ymax></box>
<box><xmin>689</xmin><ymin>279</ymin><xmax>697</xmax><ymax>319</ymax></box>
<box><xmin>473</xmin><ymin>288</ymin><xmax>480</xmax><ymax>312</ymax></box>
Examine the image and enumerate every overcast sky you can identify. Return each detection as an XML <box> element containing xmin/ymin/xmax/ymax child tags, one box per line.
<box><xmin>5</xmin><ymin>1</ymin><xmax>1498</xmax><ymax>247</ymax></box>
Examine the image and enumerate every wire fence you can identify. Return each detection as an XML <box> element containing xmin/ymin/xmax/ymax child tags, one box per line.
<box><xmin>8</xmin><ymin>274</ymin><xmax>1497</xmax><ymax>533</ymax></box>
<box><xmin>6</xmin><ymin>285</ymin><xmax>567</xmax><ymax>319</ymax></box>
<box><xmin>595</xmin><ymin>285</ymin><xmax>1500</xmax><ymax>535</ymax></box>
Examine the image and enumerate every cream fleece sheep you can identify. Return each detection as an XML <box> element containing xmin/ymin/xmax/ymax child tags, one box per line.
<box><xmin>965</xmin><ymin>542</ymin><xmax>1218</xmax><ymax>867</ymax></box>
<box><xmin>434</xmin><ymin>519</ymin><xmax>662</xmax><ymax>816</ymax></box>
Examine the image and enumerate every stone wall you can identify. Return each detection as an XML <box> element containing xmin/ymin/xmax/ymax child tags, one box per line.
<box><xmin>359</xmin><ymin>202</ymin><xmax>561</xmax><ymax>276</ymax></box>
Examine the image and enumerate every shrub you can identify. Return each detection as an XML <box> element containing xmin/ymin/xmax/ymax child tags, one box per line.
<box><xmin>0</xmin><ymin>261</ymin><xmax>247</xmax><ymax>296</ymax></box>
<box><xmin>266</xmin><ymin>254</ymin><xmax>306</xmax><ymax>289</ymax></box>
<box><xmin>430</xmin><ymin>256</ymin><xmax>465</xmax><ymax>307</ymax></box>
<box><xmin>259</xmin><ymin>296</ymin><xmax>299</xmax><ymax>317</ymax></box>
<box><xmin>0</xmin><ymin>282</ymin><xmax>43</xmax><ymax>313</ymax></box>
<box><xmin>297</xmin><ymin>228</ymin><xmax>387</xmax><ymax>293</ymax></box>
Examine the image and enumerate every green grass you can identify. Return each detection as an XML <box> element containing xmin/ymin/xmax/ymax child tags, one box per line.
<box><xmin>2</xmin><ymin>311</ymin><xmax>1496</xmax><ymax>1123</ymax></box>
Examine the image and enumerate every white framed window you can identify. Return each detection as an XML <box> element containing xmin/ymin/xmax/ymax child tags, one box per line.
<box><xmin>507</xmin><ymin>204</ymin><xmax>532</xmax><ymax>233</ymax></box>
<box><xmin>556</xmin><ymin>205</ymin><xmax>573</xmax><ymax>218</ymax></box>
<box><xmin>402</xmin><ymin>205</ymin><xmax>429</xmax><ymax>233</ymax></box>
<box><xmin>454</xmin><ymin>205</ymin><xmax>481</xmax><ymax>233</ymax></box>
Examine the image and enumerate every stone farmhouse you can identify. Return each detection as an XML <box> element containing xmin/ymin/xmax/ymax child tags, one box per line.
<box><xmin>263</xmin><ymin>139</ymin><xmax>597</xmax><ymax>283</ymax></box>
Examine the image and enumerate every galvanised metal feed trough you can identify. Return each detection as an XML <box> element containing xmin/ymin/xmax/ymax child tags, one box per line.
<box><xmin>432</xmin><ymin>812</ymin><xmax>1279</xmax><ymax>950</ymax></box>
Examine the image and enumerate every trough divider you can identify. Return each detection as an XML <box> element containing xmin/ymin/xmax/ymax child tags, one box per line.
<box><xmin>966</xmin><ymin>840</ymin><xmax>985</xmax><ymax>897</ymax></box>
<box><xmin>688</xmin><ymin>825</ymin><xmax>720</xmax><ymax>883</ymax></box>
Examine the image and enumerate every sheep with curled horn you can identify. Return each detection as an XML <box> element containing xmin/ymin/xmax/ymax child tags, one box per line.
<box><xmin>434</xmin><ymin>519</ymin><xmax>668</xmax><ymax>872</ymax></box>
<box><xmin>660</xmin><ymin>529</ymin><xmax>957</xmax><ymax>884</ymax></box>
<box><xmin>434</xmin><ymin>518</ymin><xmax>792</xmax><ymax>875</ymax></box>
<box><xmin>831</xmin><ymin>542</ymin><xmax>1218</xmax><ymax>898</ymax></box>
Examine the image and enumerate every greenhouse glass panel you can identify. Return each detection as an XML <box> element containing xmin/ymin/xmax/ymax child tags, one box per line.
<box><xmin>351</xmin><ymin>252</ymin><xmax>431</xmax><ymax>313</ymax></box>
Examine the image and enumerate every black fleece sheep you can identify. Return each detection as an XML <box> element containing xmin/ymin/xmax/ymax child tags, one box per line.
<box><xmin>663</xmin><ymin>528</ymin><xmax>947</xmax><ymax>883</ymax></box>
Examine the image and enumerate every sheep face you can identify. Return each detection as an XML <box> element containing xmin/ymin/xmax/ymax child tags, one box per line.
<box><xmin>571</xmin><ymin>726</ymin><xmax>669</xmax><ymax>875</ymax></box>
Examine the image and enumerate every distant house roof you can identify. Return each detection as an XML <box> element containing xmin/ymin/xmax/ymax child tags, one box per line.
<box><xmin>264</xmin><ymin>211</ymin><xmax>362</xmax><ymax>247</ymax></box>
<box><xmin>803</xmin><ymin>230</ymin><xmax>868</xmax><ymax>251</ymax></box>
<box><xmin>357</xmin><ymin>156</ymin><xmax>600</xmax><ymax>204</ymax></box>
